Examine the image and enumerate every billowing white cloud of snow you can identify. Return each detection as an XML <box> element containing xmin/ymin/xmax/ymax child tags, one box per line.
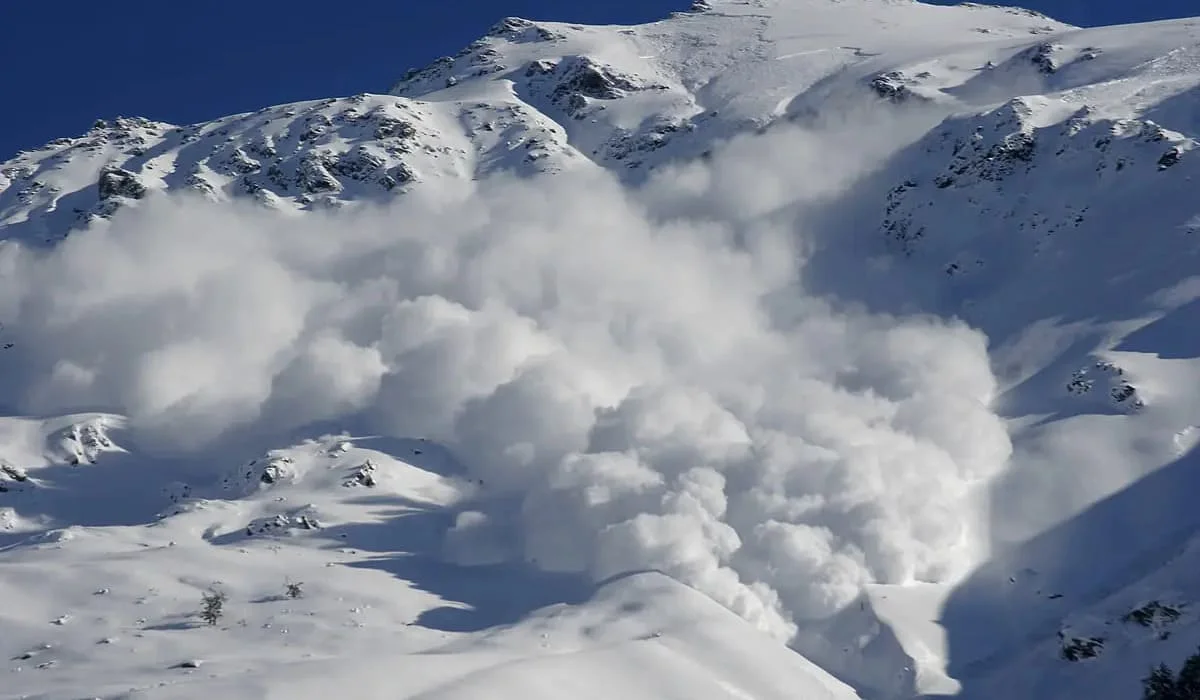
<box><xmin>0</xmin><ymin>119</ymin><xmax>1011</xmax><ymax>638</ymax></box>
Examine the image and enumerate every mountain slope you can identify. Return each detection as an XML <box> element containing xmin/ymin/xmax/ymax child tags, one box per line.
<box><xmin>1</xmin><ymin>0</ymin><xmax>1078</xmax><ymax>241</ymax></box>
<box><xmin>1</xmin><ymin>421</ymin><xmax>859</xmax><ymax>699</ymax></box>
<box><xmin>4</xmin><ymin>1</ymin><xmax>1200</xmax><ymax>699</ymax></box>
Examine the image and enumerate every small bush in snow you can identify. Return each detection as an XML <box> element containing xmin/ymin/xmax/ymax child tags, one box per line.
<box><xmin>200</xmin><ymin>589</ymin><xmax>226</xmax><ymax>626</ymax></box>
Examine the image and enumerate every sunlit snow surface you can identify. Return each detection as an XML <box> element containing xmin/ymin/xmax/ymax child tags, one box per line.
<box><xmin>3</xmin><ymin>1</ymin><xmax>1200</xmax><ymax>698</ymax></box>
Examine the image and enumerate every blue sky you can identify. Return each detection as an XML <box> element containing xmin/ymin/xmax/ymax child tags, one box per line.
<box><xmin>0</xmin><ymin>0</ymin><xmax>1194</xmax><ymax>158</ymax></box>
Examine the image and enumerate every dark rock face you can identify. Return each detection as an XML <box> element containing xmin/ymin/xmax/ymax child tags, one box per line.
<box><xmin>295</xmin><ymin>153</ymin><xmax>342</xmax><ymax>194</ymax></box>
<box><xmin>487</xmin><ymin>17</ymin><xmax>563</xmax><ymax>43</ymax></box>
<box><xmin>0</xmin><ymin>462</ymin><xmax>30</xmax><ymax>493</ymax></box>
<box><xmin>246</xmin><ymin>510</ymin><xmax>321</xmax><ymax>536</ymax></box>
<box><xmin>602</xmin><ymin>118</ymin><xmax>693</xmax><ymax>168</ymax></box>
<box><xmin>869</xmin><ymin>72</ymin><xmax>915</xmax><ymax>103</ymax></box>
<box><xmin>870</xmin><ymin>72</ymin><xmax>911</xmax><ymax>102</ymax></box>
<box><xmin>521</xmin><ymin>56</ymin><xmax>662</xmax><ymax>121</ymax></box>
<box><xmin>553</xmin><ymin>57</ymin><xmax>641</xmax><ymax>102</ymax></box>
<box><xmin>867</xmin><ymin>70</ymin><xmax>935</xmax><ymax>105</ymax></box>
<box><xmin>391</xmin><ymin>17</ymin><xmax>562</xmax><ymax>98</ymax></box>
<box><xmin>372</xmin><ymin>114</ymin><xmax>416</xmax><ymax>141</ymax></box>
<box><xmin>224</xmin><ymin>455</ymin><xmax>297</xmax><ymax>493</ymax></box>
<box><xmin>1158</xmin><ymin>147</ymin><xmax>1183</xmax><ymax>170</ymax></box>
<box><xmin>97</xmin><ymin>166</ymin><xmax>146</xmax><ymax>201</ymax></box>
<box><xmin>1059</xmin><ymin>635</ymin><xmax>1104</xmax><ymax>662</ymax></box>
<box><xmin>1026</xmin><ymin>42</ymin><xmax>1062</xmax><ymax>74</ymax></box>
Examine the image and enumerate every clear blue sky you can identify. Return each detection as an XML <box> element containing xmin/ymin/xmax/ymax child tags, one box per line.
<box><xmin>0</xmin><ymin>0</ymin><xmax>1194</xmax><ymax>159</ymax></box>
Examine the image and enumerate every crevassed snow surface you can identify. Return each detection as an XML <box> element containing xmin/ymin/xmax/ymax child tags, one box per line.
<box><xmin>2</xmin><ymin>1</ymin><xmax>1200</xmax><ymax>698</ymax></box>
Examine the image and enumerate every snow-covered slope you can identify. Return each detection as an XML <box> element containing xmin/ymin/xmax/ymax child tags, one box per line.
<box><xmin>0</xmin><ymin>0</ymin><xmax>1077</xmax><ymax>243</ymax></box>
<box><xmin>4</xmin><ymin>1</ymin><xmax>1200</xmax><ymax>698</ymax></box>
<box><xmin>0</xmin><ymin>423</ymin><xmax>859</xmax><ymax>699</ymax></box>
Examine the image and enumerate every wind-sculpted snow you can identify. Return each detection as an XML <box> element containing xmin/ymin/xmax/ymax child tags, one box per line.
<box><xmin>0</xmin><ymin>120</ymin><xmax>1011</xmax><ymax>639</ymax></box>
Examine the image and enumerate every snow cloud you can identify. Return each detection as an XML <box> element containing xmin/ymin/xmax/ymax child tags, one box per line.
<box><xmin>0</xmin><ymin>117</ymin><xmax>1011</xmax><ymax>638</ymax></box>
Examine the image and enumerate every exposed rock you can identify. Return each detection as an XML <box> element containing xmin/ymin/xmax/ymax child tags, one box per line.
<box><xmin>1158</xmin><ymin>146</ymin><xmax>1183</xmax><ymax>170</ymax></box>
<box><xmin>185</xmin><ymin>173</ymin><xmax>217</xmax><ymax>198</ymax></box>
<box><xmin>868</xmin><ymin>71</ymin><xmax>929</xmax><ymax>104</ymax></box>
<box><xmin>487</xmin><ymin>17</ymin><xmax>563</xmax><ymax>43</ymax></box>
<box><xmin>343</xmin><ymin>460</ymin><xmax>378</xmax><ymax>488</ymax></box>
<box><xmin>1110</xmin><ymin>381</ymin><xmax>1142</xmax><ymax>408</ymax></box>
<box><xmin>217</xmin><ymin>148</ymin><xmax>261</xmax><ymax>175</ymax></box>
<box><xmin>604</xmin><ymin>119</ymin><xmax>690</xmax><ymax>166</ymax></box>
<box><xmin>246</xmin><ymin>136</ymin><xmax>278</xmax><ymax>159</ymax></box>
<box><xmin>393</xmin><ymin>56</ymin><xmax>455</xmax><ymax>94</ymax></box>
<box><xmin>378</xmin><ymin>163</ymin><xmax>416</xmax><ymax>191</ymax></box>
<box><xmin>1059</xmin><ymin>633</ymin><xmax>1104</xmax><ymax>662</ymax></box>
<box><xmin>171</xmin><ymin>659</ymin><xmax>204</xmax><ymax>669</ymax></box>
<box><xmin>225</xmin><ymin>455</ymin><xmax>297</xmax><ymax>493</ymax></box>
<box><xmin>246</xmin><ymin>508</ymin><xmax>322</xmax><ymax>536</ymax></box>
<box><xmin>1065</xmin><ymin>361</ymin><xmax>1143</xmax><ymax>411</ymax></box>
<box><xmin>1066</xmin><ymin>369</ymin><xmax>1094</xmax><ymax>395</ymax></box>
<box><xmin>299</xmin><ymin>113</ymin><xmax>333</xmax><ymax>142</ymax></box>
<box><xmin>553</xmin><ymin>57</ymin><xmax>642</xmax><ymax>101</ymax></box>
<box><xmin>51</xmin><ymin>419</ymin><xmax>119</xmax><ymax>466</ymax></box>
<box><xmin>97</xmin><ymin>166</ymin><xmax>146</xmax><ymax>201</ymax></box>
<box><xmin>1025</xmin><ymin>42</ymin><xmax>1062</xmax><ymax>74</ymax></box>
<box><xmin>295</xmin><ymin>153</ymin><xmax>342</xmax><ymax>194</ymax></box>
<box><xmin>1123</xmin><ymin>600</ymin><xmax>1184</xmax><ymax>636</ymax></box>
<box><xmin>881</xmin><ymin>98</ymin><xmax>1194</xmax><ymax>256</ymax></box>
<box><xmin>0</xmin><ymin>462</ymin><xmax>30</xmax><ymax>493</ymax></box>
<box><xmin>372</xmin><ymin>113</ymin><xmax>417</xmax><ymax>141</ymax></box>
<box><xmin>258</xmin><ymin>459</ymin><xmax>292</xmax><ymax>485</ymax></box>
<box><xmin>333</xmin><ymin>146</ymin><xmax>387</xmax><ymax>181</ymax></box>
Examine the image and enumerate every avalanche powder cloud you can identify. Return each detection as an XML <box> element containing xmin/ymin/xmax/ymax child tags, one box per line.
<box><xmin>0</xmin><ymin>119</ymin><xmax>1012</xmax><ymax>640</ymax></box>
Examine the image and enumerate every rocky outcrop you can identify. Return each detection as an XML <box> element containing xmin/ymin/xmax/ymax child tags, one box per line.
<box><xmin>526</xmin><ymin>56</ymin><xmax>665</xmax><ymax>120</ymax></box>
<box><xmin>0</xmin><ymin>462</ymin><xmax>30</xmax><ymax>493</ymax></box>
<box><xmin>602</xmin><ymin>118</ymin><xmax>694</xmax><ymax>168</ymax></box>
<box><xmin>245</xmin><ymin>508</ymin><xmax>322</xmax><ymax>536</ymax></box>
<box><xmin>486</xmin><ymin>17</ymin><xmax>564</xmax><ymax>43</ymax></box>
<box><xmin>868</xmin><ymin>71</ymin><xmax>931</xmax><ymax>104</ymax></box>
<box><xmin>1066</xmin><ymin>361</ymin><xmax>1144</xmax><ymax>412</ymax></box>
<box><xmin>49</xmin><ymin>418</ymin><xmax>120</xmax><ymax>466</ymax></box>
<box><xmin>97</xmin><ymin>166</ymin><xmax>146</xmax><ymax>201</ymax></box>
<box><xmin>881</xmin><ymin>99</ymin><xmax>1195</xmax><ymax>256</ymax></box>
<box><xmin>1025</xmin><ymin>42</ymin><xmax>1062</xmax><ymax>74</ymax></box>
<box><xmin>342</xmin><ymin>460</ymin><xmax>378</xmax><ymax>488</ymax></box>
<box><xmin>224</xmin><ymin>454</ymin><xmax>297</xmax><ymax>494</ymax></box>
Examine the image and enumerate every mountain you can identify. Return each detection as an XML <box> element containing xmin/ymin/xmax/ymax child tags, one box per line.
<box><xmin>3</xmin><ymin>1</ymin><xmax>1200</xmax><ymax>698</ymax></box>
<box><xmin>0</xmin><ymin>0</ymin><xmax>1076</xmax><ymax>239</ymax></box>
